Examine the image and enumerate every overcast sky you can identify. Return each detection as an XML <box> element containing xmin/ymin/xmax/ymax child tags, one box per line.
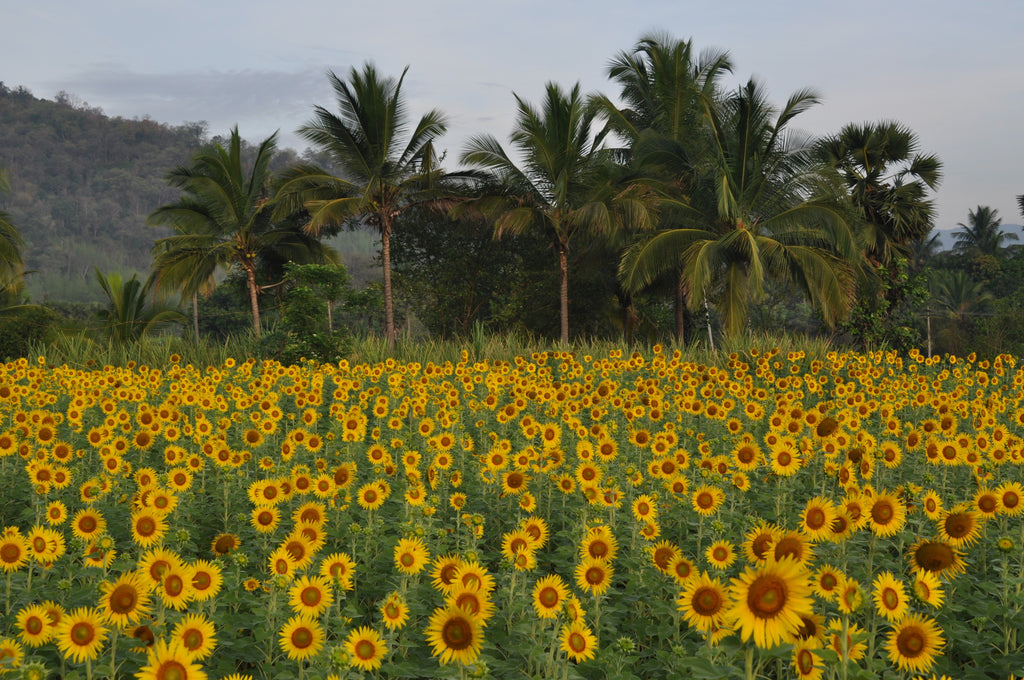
<box><xmin>3</xmin><ymin>0</ymin><xmax>1022</xmax><ymax>232</ymax></box>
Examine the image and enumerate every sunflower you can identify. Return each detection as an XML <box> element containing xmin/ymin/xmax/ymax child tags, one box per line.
<box><xmin>908</xmin><ymin>539</ymin><xmax>967</xmax><ymax>578</ymax></box>
<box><xmin>344</xmin><ymin>626</ymin><xmax>388</xmax><ymax>671</ymax></box>
<box><xmin>579</xmin><ymin>526</ymin><xmax>618</xmax><ymax>562</ymax></box>
<box><xmin>289</xmin><ymin>575</ymin><xmax>335</xmax><ymax>616</ymax></box>
<box><xmin>772</xmin><ymin>531</ymin><xmax>814</xmax><ymax>566</ymax></box>
<box><xmin>137</xmin><ymin>547</ymin><xmax>185</xmax><ymax>587</ymax></box>
<box><xmin>501</xmin><ymin>529</ymin><xmax>533</xmax><ymax>563</ymax></box>
<box><xmin>136</xmin><ymin>640</ymin><xmax>207</xmax><ymax>680</ymax></box>
<box><xmin>532</xmin><ymin>574</ymin><xmax>569</xmax><ymax>619</ymax></box>
<box><xmin>250</xmin><ymin>506</ymin><xmax>280</xmax><ymax>534</ymax></box>
<box><xmin>172</xmin><ymin>613</ymin><xmax>217</xmax><ymax>660</ymax></box>
<box><xmin>448</xmin><ymin>584</ymin><xmax>496</xmax><ymax>624</ymax></box>
<box><xmin>677</xmin><ymin>571</ymin><xmax>731</xmax><ymax>632</ymax></box>
<box><xmin>835</xmin><ymin>575</ymin><xmax>864</xmax><ymax>614</ymax></box>
<box><xmin>356</xmin><ymin>481</ymin><xmax>388</xmax><ymax>511</ymax></box>
<box><xmin>872</xmin><ymin>571</ymin><xmax>909</xmax><ymax>622</ymax></box>
<box><xmin>811</xmin><ymin>564</ymin><xmax>844</xmax><ymax>601</ymax></box>
<box><xmin>319</xmin><ymin>552</ymin><xmax>356</xmax><ymax>590</ymax></box>
<box><xmin>937</xmin><ymin>505</ymin><xmax>983</xmax><ymax>548</ymax></box>
<box><xmin>575</xmin><ymin>557</ymin><xmax>614</xmax><ymax>596</ymax></box>
<box><xmin>799</xmin><ymin>497</ymin><xmax>836</xmax><ymax>542</ymax></box>
<box><xmin>912</xmin><ymin>569</ymin><xmax>945</xmax><ymax>608</ymax></box>
<box><xmin>726</xmin><ymin>557</ymin><xmax>815</xmax><ymax>649</ymax></box>
<box><xmin>268</xmin><ymin>547</ymin><xmax>299</xmax><ymax>579</ymax></box>
<box><xmin>45</xmin><ymin>500</ymin><xmax>68</xmax><ymax>526</ymax></box>
<box><xmin>792</xmin><ymin>638</ymin><xmax>824</xmax><ymax>680</ymax></box>
<box><xmin>669</xmin><ymin>555</ymin><xmax>697</xmax><ymax>585</ymax></box>
<box><xmin>55</xmin><ymin>607</ymin><xmax>108</xmax><ymax>663</ymax></box>
<box><xmin>0</xmin><ymin>533</ymin><xmax>28</xmax><ymax>573</ymax></box>
<box><xmin>210</xmin><ymin>533</ymin><xmax>240</xmax><ymax>557</ymax></box>
<box><xmin>996</xmin><ymin>481</ymin><xmax>1023</xmax><ymax>516</ymax></box>
<box><xmin>190</xmin><ymin>560</ymin><xmax>223</xmax><ymax>602</ymax></box>
<box><xmin>394</xmin><ymin>536</ymin><xmax>431</xmax><ymax>575</ymax></box>
<box><xmin>130</xmin><ymin>509</ymin><xmax>167</xmax><ymax>548</ymax></box>
<box><xmin>16</xmin><ymin>604</ymin><xmax>54</xmax><ymax>647</ymax></box>
<box><xmin>281</xmin><ymin>534</ymin><xmax>316</xmax><ymax>571</ymax></box>
<box><xmin>631</xmin><ymin>494</ymin><xmax>658</xmax><ymax>522</ymax></box>
<box><xmin>651</xmin><ymin>540</ymin><xmax>681</xmax><ymax>574</ymax></box>
<box><xmin>380</xmin><ymin>592</ymin><xmax>410</xmax><ymax>630</ymax></box>
<box><xmin>920</xmin><ymin>490</ymin><xmax>944</xmax><ymax>520</ymax></box>
<box><xmin>705</xmin><ymin>540</ymin><xmax>738</xmax><ymax>570</ymax></box>
<box><xmin>279</xmin><ymin>614</ymin><xmax>325</xmax><ymax>661</ymax></box>
<box><xmin>452</xmin><ymin>562</ymin><xmax>495</xmax><ymax>596</ymax></box>
<box><xmin>99</xmin><ymin>572</ymin><xmax>152</xmax><ymax>628</ymax></box>
<box><xmin>158</xmin><ymin>564</ymin><xmax>195</xmax><ymax>610</ymax></box>
<box><xmin>826</xmin><ymin>618</ymin><xmax>867</xmax><ymax>661</ymax></box>
<box><xmin>885</xmin><ymin>614</ymin><xmax>945</xmax><ymax>674</ymax></box>
<box><xmin>559</xmin><ymin>620</ymin><xmax>598</xmax><ymax>663</ymax></box>
<box><xmin>691</xmin><ymin>485</ymin><xmax>725</xmax><ymax>516</ymax></box>
<box><xmin>430</xmin><ymin>554</ymin><xmax>464</xmax><ymax>594</ymax></box>
<box><xmin>0</xmin><ymin>638</ymin><xmax>23</xmax><ymax>671</ymax></box>
<box><xmin>520</xmin><ymin>517</ymin><xmax>550</xmax><ymax>549</ymax></box>
<box><xmin>425</xmin><ymin>605</ymin><xmax>483</xmax><ymax>665</ymax></box>
<box><xmin>743</xmin><ymin>522</ymin><xmax>781</xmax><ymax>563</ymax></box>
<box><xmin>866</xmin><ymin>491</ymin><xmax>907</xmax><ymax>538</ymax></box>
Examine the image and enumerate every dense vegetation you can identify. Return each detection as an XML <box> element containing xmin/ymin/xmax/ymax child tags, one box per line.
<box><xmin>1</xmin><ymin>32</ymin><xmax>1023</xmax><ymax>362</ymax></box>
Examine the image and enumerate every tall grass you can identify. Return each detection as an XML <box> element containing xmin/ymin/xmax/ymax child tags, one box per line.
<box><xmin>30</xmin><ymin>326</ymin><xmax>840</xmax><ymax>370</ymax></box>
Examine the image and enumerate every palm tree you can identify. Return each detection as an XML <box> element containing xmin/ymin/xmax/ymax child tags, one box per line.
<box><xmin>149</xmin><ymin>127</ymin><xmax>332</xmax><ymax>336</ymax></box>
<box><xmin>620</xmin><ymin>80</ymin><xmax>860</xmax><ymax>338</ymax></box>
<box><xmin>460</xmin><ymin>82</ymin><xmax>655</xmax><ymax>344</ymax></box>
<box><xmin>952</xmin><ymin>205</ymin><xmax>1018</xmax><ymax>258</ymax></box>
<box><xmin>276</xmin><ymin>63</ymin><xmax>448</xmax><ymax>348</ymax></box>
<box><xmin>817</xmin><ymin>121</ymin><xmax>942</xmax><ymax>265</ymax></box>
<box><xmin>94</xmin><ymin>269</ymin><xmax>185</xmax><ymax>345</ymax></box>
<box><xmin>594</xmin><ymin>33</ymin><xmax>733</xmax><ymax>341</ymax></box>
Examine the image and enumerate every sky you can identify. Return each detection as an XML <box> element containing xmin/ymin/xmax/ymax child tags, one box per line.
<box><xmin>3</xmin><ymin>0</ymin><xmax>1022</xmax><ymax>233</ymax></box>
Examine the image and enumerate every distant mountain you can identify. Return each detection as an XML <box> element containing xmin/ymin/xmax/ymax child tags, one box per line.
<box><xmin>0</xmin><ymin>83</ymin><xmax>212</xmax><ymax>302</ymax></box>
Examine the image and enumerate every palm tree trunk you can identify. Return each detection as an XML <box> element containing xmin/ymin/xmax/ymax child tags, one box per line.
<box><xmin>246</xmin><ymin>265</ymin><xmax>262</xmax><ymax>337</ymax></box>
<box><xmin>675</xmin><ymin>274</ymin><xmax>687</xmax><ymax>344</ymax></box>
<box><xmin>381</xmin><ymin>222</ymin><xmax>396</xmax><ymax>350</ymax></box>
<box><xmin>192</xmin><ymin>290</ymin><xmax>200</xmax><ymax>341</ymax></box>
<box><xmin>558</xmin><ymin>241</ymin><xmax>569</xmax><ymax>344</ymax></box>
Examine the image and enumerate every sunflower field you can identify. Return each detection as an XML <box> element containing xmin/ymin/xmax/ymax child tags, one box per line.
<box><xmin>0</xmin><ymin>347</ymin><xmax>1022</xmax><ymax>680</ymax></box>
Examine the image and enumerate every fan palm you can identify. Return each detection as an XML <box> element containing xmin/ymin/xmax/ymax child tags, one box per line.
<box><xmin>276</xmin><ymin>63</ymin><xmax>448</xmax><ymax>348</ymax></box>
<box><xmin>620</xmin><ymin>79</ymin><xmax>860</xmax><ymax>338</ymax></box>
<box><xmin>149</xmin><ymin>127</ymin><xmax>333</xmax><ymax>337</ymax></box>
<box><xmin>817</xmin><ymin>121</ymin><xmax>942</xmax><ymax>264</ymax></box>
<box><xmin>952</xmin><ymin>205</ymin><xmax>1018</xmax><ymax>258</ymax></box>
<box><xmin>460</xmin><ymin>81</ymin><xmax>654</xmax><ymax>343</ymax></box>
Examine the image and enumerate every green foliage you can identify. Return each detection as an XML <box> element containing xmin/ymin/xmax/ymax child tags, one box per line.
<box><xmin>257</xmin><ymin>262</ymin><xmax>353</xmax><ymax>363</ymax></box>
<box><xmin>840</xmin><ymin>257</ymin><xmax>927</xmax><ymax>351</ymax></box>
<box><xmin>0</xmin><ymin>304</ymin><xmax>58</xmax><ymax>360</ymax></box>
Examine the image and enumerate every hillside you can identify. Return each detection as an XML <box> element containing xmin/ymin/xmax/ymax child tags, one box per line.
<box><xmin>0</xmin><ymin>84</ymin><xmax>212</xmax><ymax>301</ymax></box>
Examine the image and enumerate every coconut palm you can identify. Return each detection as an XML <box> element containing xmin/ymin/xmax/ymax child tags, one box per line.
<box><xmin>620</xmin><ymin>79</ymin><xmax>860</xmax><ymax>338</ymax></box>
<box><xmin>94</xmin><ymin>269</ymin><xmax>185</xmax><ymax>345</ymax></box>
<box><xmin>817</xmin><ymin>121</ymin><xmax>942</xmax><ymax>264</ymax></box>
<box><xmin>460</xmin><ymin>82</ymin><xmax>655</xmax><ymax>344</ymax></box>
<box><xmin>149</xmin><ymin>127</ymin><xmax>332</xmax><ymax>336</ymax></box>
<box><xmin>276</xmin><ymin>63</ymin><xmax>448</xmax><ymax>348</ymax></box>
<box><xmin>594</xmin><ymin>33</ymin><xmax>733</xmax><ymax>341</ymax></box>
<box><xmin>952</xmin><ymin>205</ymin><xmax>1018</xmax><ymax>258</ymax></box>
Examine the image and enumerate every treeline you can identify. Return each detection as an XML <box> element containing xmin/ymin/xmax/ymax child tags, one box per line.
<box><xmin>2</xmin><ymin>33</ymin><xmax>1024</xmax><ymax>362</ymax></box>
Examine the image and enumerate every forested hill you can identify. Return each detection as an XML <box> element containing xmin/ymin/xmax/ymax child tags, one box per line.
<box><xmin>0</xmin><ymin>84</ymin><xmax>209</xmax><ymax>302</ymax></box>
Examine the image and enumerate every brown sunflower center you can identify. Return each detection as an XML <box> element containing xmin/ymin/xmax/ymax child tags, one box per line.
<box><xmin>301</xmin><ymin>587</ymin><xmax>322</xmax><ymax>606</ymax></box>
<box><xmin>183</xmin><ymin>629</ymin><xmax>204</xmax><ymax>650</ymax></box>
<box><xmin>896</xmin><ymin>626</ymin><xmax>925</xmax><ymax>657</ymax></box>
<box><xmin>881</xmin><ymin>588</ymin><xmax>900</xmax><ymax>610</ymax></box>
<box><xmin>692</xmin><ymin>586</ymin><xmax>724</xmax><ymax>616</ymax></box>
<box><xmin>70</xmin><ymin>621</ymin><xmax>95</xmax><ymax>645</ymax></box>
<box><xmin>747</xmin><ymin>575</ymin><xmax>787</xmax><ymax>619</ymax></box>
<box><xmin>355</xmin><ymin>639</ymin><xmax>376</xmax><ymax>660</ymax></box>
<box><xmin>156</xmin><ymin>661</ymin><xmax>187</xmax><ymax>680</ymax></box>
<box><xmin>110</xmin><ymin>584</ymin><xmax>139</xmax><ymax>613</ymax></box>
<box><xmin>441</xmin><ymin>617</ymin><xmax>473</xmax><ymax>650</ymax></box>
<box><xmin>292</xmin><ymin>627</ymin><xmax>314</xmax><ymax>649</ymax></box>
<box><xmin>539</xmin><ymin>586</ymin><xmax>559</xmax><ymax>608</ymax></box>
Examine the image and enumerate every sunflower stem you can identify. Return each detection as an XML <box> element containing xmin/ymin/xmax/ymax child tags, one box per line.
<box><xmin>744</xmin><ymin>644</ymin><xmax>754</xmax><ymax>680</ymax></box>
<box><xmin>110</xmin><ymin>628</ymin><xmax>118</xmax><ymax>680</ymax></box>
